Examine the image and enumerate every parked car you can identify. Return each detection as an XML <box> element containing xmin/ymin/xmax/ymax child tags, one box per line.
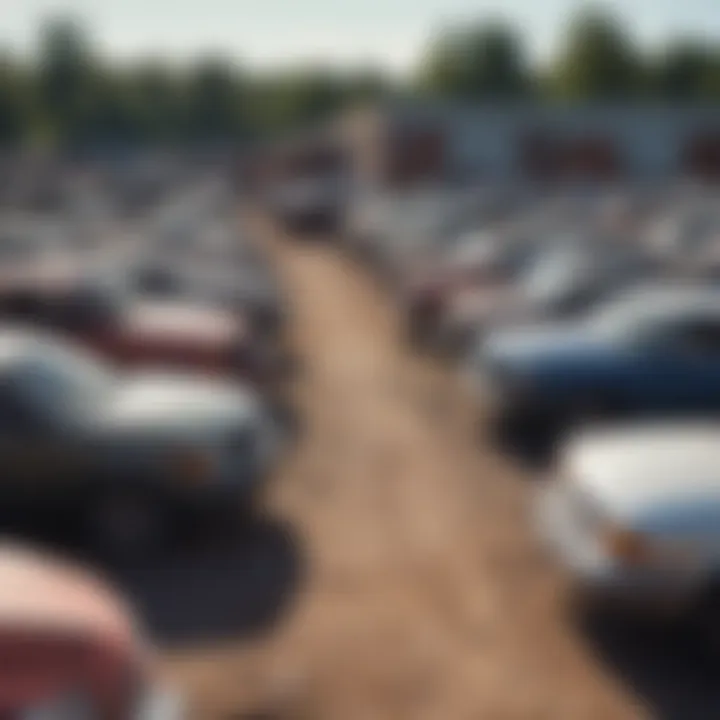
<box><xmin>0</xmin><ymin>327</ymin><xmax>280</xmax><ymax>553</ymax></box>
<box><xmin>0</xmin><ymin>541</ymin><xmax>181</xmax><ymax>717</ymax></box>
<box><xmin>122</xmin><ymin>254</ymin><xmax>286</xmax><ymax>344</ymax></box>
<box><xmin>441</xmin><ymin>238</ymin><xmax>660</xmax><ymax>357</ymax></box>
<box><xmin>270</xmin><ymin>176</ymin><xmax>345</xmax><ymax>233</ymax></box>
<box><xmin>466</xmin><ymin>284</ymin><xmax>720</xmax><ymax>439</ymax></box>
<box><xmin>398</xmin><ymin>228</ymin><xmax>536</xmax><ymax>348</ymax></box>
<box><xmin>0</xmin><ymin>265</ymin><xmax>276</xmax><ymax>388</ymax></box>
<box><xmin>538</xmin><ymin>422</ymin><xmax>720</xmax><ymax>616</ymax></box>
<box><xmin>377</xmin><ymin>189</ymin><xmax>508</xmax><ymax>293</ymax></box>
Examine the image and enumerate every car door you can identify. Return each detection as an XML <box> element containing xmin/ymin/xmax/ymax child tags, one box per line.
<box><xmin>655</xmin><ymin>318</ymin><xmax>720</xmax><ymax>413</ymax></box>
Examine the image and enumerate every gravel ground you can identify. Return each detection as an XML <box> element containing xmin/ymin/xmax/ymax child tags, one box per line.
<box><xmin>151</xmin><ymin>217</ymin><xmax>720</xmax><ymax>720</ymax></box>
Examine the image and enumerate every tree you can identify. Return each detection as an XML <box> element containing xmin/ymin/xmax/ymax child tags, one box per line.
<box><xmin>342</xmin><ymin>68</ymin><xmax>390</xmax><ymax>105</ymax></box>
<box><xmin>0</xmin><ymin>53</ymin><xmax>30</xmax><ymax>144</ymax></box>
<box><xmin>35</xmin><ymin>17</ymin><xmax>97</xmax><ymax>145</ymax></box>
<box><xmin>80</xmin><ymin>68</ymin><xmax>145</xmax><ymax>146</ymax></box>
<box><xmin>247</xmin><ymin>68</ymin><xmax>348</xmax><ymax>133</ymax></box>
<box><xmin>549</xmin><ymin>7</ymin><xmax>641</xmax><ymax>100</ymax></box>
<box><xmin>650</xmin><ymin>40</ymin><xmax>717</xmax><ymax>100</ymax></box>
<box><xmin>127</xmin><ymin>62</ymin><xmax>183</xmax><ymax>142</ymax></box>
<box><xmin>417</xmin><ymin>20</ymin><xmax>531</xmax><ymax>99</ymax></box>
<box><xmin>417</xmin><ymin>27</ymin><xmax>471</xmax><ymax>97</ymax></box>
<box><xmin>180</xmin><ymin>57</ymin><xmax>245</xmax><ymax>142</ymax></box>
<box><xmin>702</xmin><ymin>51</ymin><xmax>720</xmax><ymax>100</ymax></box>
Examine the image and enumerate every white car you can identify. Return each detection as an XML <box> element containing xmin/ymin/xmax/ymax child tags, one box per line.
<box><xmin>538</xmin><ymin>423</ymin><xmax>720</xmax><ymax>614</ymax></box>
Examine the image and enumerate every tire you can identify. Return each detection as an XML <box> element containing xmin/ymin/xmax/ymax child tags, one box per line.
<box><xmin>86</xmin><ymin>489</ymin><xmax>171</xmax><ymax>562</ymax></box>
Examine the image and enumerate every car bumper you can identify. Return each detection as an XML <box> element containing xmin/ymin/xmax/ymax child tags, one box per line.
<box><xmin>536</xmin><ymin>486</ymin><xmax>702</xmax><ymax>615</ymax></box>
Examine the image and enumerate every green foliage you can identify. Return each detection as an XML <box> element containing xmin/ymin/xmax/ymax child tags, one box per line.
<box><xmin>417</xmin><ymin>21</ymin><xmax>531</xmax><ymax>99</ymax></box>
<box><xmin>548</xmin><ymin>7</ymin><xmax>641</xmax><ymax>100</ymax></box>
<box><xmin>180</xmin><ymin>57</ymin><xmax>245</xmax><ymax>141</ymax></box>
<box><xmin>0</xmin><ymin>9</ymin><xmax>718</xmax><ymax>150</ymax></box>
<box><xmin>703</xmin><ymin>53</ymin><xmax>720</xmax><ymax>100</ymax></box>
<box><xmin>0</xmin><ymin>53</ymin><xmax>31</xmax><ymax>144</ymax></box>
<box><xmin>650</xmin><ymin>40</ymin><xmax>720</xmax><ymax>100</ymax></box>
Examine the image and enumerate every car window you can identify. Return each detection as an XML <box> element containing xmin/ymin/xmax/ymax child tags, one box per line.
<box><xmin>522</xmin><ymin>248</ymin><xmax>589</xmax><ymax>306</ymax></box>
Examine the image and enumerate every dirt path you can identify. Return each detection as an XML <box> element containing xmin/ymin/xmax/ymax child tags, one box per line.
<box><xmin>162</xmin><ymin>224</ymin><xmax>670</xmax><ymax>719</ymax></box>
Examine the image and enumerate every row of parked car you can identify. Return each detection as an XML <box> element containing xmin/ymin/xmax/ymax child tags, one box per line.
<box><xmin>0</xmin><ymin>172</ymin><xmax>292</xmax><ymax>556</ymax></box>
<box><xmin>0</xmin><ymin>161</ymin><xmax>290</xmax><ymax>717</ymax></box>
<box><xmin>343</xmin><ymin>182</ymin><xmax>720</xmax><ymax>623</ymax></box>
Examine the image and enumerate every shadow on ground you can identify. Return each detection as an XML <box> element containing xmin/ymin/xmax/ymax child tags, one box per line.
<box><xmin>0</xmin><ymin>512</ymin><xmax>304</xmax><ymax>650</ymax></box>
<box><xmin>488</xmin><ymin>423</ymin><xmax>559</xmax><ymax>471</ymax></box>
<box><xmin>581</xmin><ymin>615</ymin><xmax>720</xmax><ymax>720</ymax></box>
<box><xmin>111</xmin><ymin>515</ymin><xmax>305</xmax><ymax>648</ymax></box>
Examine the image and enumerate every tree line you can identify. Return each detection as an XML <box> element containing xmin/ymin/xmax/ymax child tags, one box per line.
<box><xmin>418</xmin><ymin>9</ymin><xmax>720</xmax><ymax>102</ymax></box>
<box><xmin>0</xmin><ymin>7</ymin><xmax>719</xmax><ymax>149</ymax></box>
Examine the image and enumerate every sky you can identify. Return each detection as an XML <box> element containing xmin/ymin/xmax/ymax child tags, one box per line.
<box><xmin>2</xmin><ymin>0</ymin><xmax>720</xmax><ymax>75</ymax></box>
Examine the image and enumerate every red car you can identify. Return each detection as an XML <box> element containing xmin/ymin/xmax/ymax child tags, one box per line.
<box><xmin>0</xmin><ymin>261</ymin><xmax>273</xmax><ymax>388</ymax></box>
<box><xmin>0</xmin><ymin>542</ymin><xmax>181</xmax><ymax>718</ymax></box>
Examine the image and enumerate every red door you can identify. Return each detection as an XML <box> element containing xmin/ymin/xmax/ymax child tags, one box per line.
<box><xmin>683</xmin><ymin>130</ymin><xmax>720</xmax><ymax>179</ymax></box>
<box><xmin>562</xmin><ymin>136</ymin><xmax>623</xmax><ymax>180</ymax></box>
<box><xmin>385</xmin><ymin>126</ymin><xmax>446</xmax><ymax>187</ymax></box>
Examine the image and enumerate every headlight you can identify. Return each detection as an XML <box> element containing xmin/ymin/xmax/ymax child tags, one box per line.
<box><xmin>601</xmin><ymin>525</ymin><xmax>697</xmax><ymax>570</ymax></box>
<box><xmin>602</xmin><ymin>527</ymin><xmax>655</xmax><ymax>567</ymax></box>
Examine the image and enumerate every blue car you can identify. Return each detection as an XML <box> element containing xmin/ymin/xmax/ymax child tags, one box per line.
<box><xmin>468</xmin><ymin>284</ymin><xmax>720</xmax><ymax>434</ymax></box>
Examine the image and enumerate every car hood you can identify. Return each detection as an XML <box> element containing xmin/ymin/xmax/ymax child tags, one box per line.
<box><xmin>102</xmin><ymin>372</ymin><xmax>258</xmax><ymax>437</ymax></box>
<box><xmin>482</xmin><ymin>322</ymin><xmax>613</xmax><ymax>369</ymax></box>
<box><xmin>564</xmin><ymin>424</ymin><xmax>720</xmax><ymax>528</ymax></box>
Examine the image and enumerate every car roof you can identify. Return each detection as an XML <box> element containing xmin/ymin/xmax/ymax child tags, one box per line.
<box><xmin>601</xmin><ymin>283</ymin><xmax>720</xmax><ymax>319</ymax></box>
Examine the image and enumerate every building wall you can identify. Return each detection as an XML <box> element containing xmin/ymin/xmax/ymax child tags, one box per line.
<box><xmin>347</xmin><ymin>104</ymin><xmax>720</xmax><ymax>187</ymax></box>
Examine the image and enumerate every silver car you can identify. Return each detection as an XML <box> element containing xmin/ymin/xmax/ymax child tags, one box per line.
<box><xmin>538</xmin><ymin>423</ymin><xmax>720</xmax><ymax>614</ymax></box>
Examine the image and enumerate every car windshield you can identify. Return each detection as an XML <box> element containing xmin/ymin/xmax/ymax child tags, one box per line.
<box><xmin>19</xmin><ymin>342</ymin><xmax>116</xmax><ymax>422</ymax></box>
<box><xmin>521</xmin><ymin>245</ymin><xmax>590</xmax><ymax>307</ymax></box>
<box><xmin>588</xmin><ymin>292</ymin><xmax>680</xmax><ymax>344</ymax></box>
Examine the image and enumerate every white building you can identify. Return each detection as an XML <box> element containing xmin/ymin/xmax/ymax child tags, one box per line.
<box><xmin>339</xmin><ymin>101</ymin><xmax>720</xmax><ymax>187</ymax></box>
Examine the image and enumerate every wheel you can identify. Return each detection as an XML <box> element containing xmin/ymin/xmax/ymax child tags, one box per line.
<box><xmin>86</xmin><ymin>490</ymin><xmax>171</xmax><ymax>561</ymax></box>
